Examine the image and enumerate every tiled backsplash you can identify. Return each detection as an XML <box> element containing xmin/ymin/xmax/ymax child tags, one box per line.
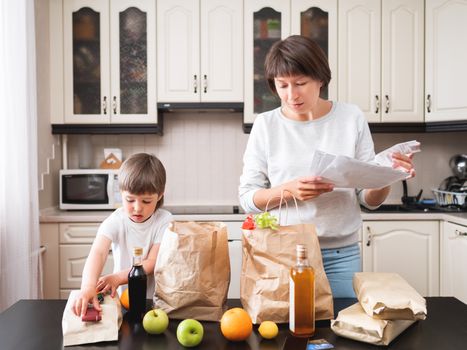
<box><xmin>66</xmin><ymin>113</ymin><xmax>467</xmax><ymax>207</ymax></box>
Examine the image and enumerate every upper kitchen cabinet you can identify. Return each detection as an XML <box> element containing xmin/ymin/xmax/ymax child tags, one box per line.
<box><xmin>338</xmin><ymin>0</ymin><xmax>424</xmax><ymax>123</ymax></box>
<box><xmin>425</xmin><ymin>0</ymin><xmax>467</xmax><ymax>122</ymax></box>
<box><xmin>156</xmin><ymin>0</ymin><xmax>243</xmax><ymax>103</ymax></box>
<box><xmin>61</xmin><ymin>0</ymin><xmax>157</xmax><ymax>124</ymax></box>
<box><xmin>244</xmin><ymin>0</ymin><xmax>337</xmax><ymax>125</ymax></box>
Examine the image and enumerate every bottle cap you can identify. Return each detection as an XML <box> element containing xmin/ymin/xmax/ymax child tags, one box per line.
<box><xmin>133</xmin><ymin>247</ymin><xmax>143</xmax><ymax>256</ymax></box>
<box><xmin>296</xmin><ymin>244</ymin><xmax>307</xmax><ymax>258</ymax></box>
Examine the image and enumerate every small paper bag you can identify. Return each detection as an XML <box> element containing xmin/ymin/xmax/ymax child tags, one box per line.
<box><xmin>153</xmin><ymin>221</ymin><xmax>230</xmax><ymax>321</ymax></box>
<box><xmin>353</xmin><ymin>272</ymin><xmax>427</xmax><ymax>320</ymax></box>
<box><xmin>331</xmin><ymin>302</ymin><xmax>416</xmax><ymax>346</ymax></box>
<box><xmin>240</xmin><ymin>193</ymin><xmax>333</xmax><ymax>324</ymax></box>
<box><xmin>62</xmin><ymin>290</ymin><xmax>122</xmax><ymax>347</ymax></box>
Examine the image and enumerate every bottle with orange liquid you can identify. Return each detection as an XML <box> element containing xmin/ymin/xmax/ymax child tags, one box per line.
<box><xmin>289</xmin><ymin>244</ymin><xmax>315</xmax><ymax>337</ymax></box>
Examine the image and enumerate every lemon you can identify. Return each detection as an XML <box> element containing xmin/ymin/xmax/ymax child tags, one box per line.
<box><xmin>258</xmin><ymin>321</ymin><xmax>279</xmax><ymax>339</ymax></box>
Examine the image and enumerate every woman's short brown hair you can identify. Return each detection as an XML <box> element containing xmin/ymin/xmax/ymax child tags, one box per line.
<box><xmin>118</xmin><ymin>153</ymin><xmax>166</xmax><ymax>209</ymax></box>
<box><xmin>264</xmin><ymin>35</ymin><xmax>331</xmax><ymax>95</ymax></box>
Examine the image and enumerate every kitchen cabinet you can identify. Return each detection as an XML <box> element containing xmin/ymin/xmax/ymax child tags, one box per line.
<box><xmin>61</xmin><ymin>0</ymin><xmax>157</xmax><ymax>124</ymax></box>
<box><xmin>223</xmin><ymin>221</ymin><xmax>243</xmax><ymax>299</ymax></box>
<box><xmin>362</xmin><ymin>220</ymin><xmax>439</xmax><ymax>296</ymax></box>
<box><xmin>156</xmin><ymin>0</ymin><xmax>243</xmax><ymax>103</ymax></box>
<box><xmin>40</xmin><ymin>224</ymin><xmax>60</xmax><ymax>299</ymax></box>
<box><xmin>425</xmin><ymin>0</ymin><xmax>467</xmax><ymax>122</ymax></box>
<box><xmin>338</xmin><ymin>0</ymin><xmax>424</xmax><ymax>123</ymax></box>
<box><xmin>244</xmin><ymin>0</ymin><xmax>337</xmax><ymax>124</ymax></box>
<box><xmin>440</xmin><ymin>221</ymin><xmax>467</xmax><ymax>304</ymax></box>
<box><xmin>59</xmin><ymin>223</ymin><xmax>114</xmax><ymax>299</ymax></box>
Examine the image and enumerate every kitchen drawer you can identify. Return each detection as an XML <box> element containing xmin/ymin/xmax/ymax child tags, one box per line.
<box><xmin>59</xmin><ymin>223</ymin><xmax>100</xmax><ymax>244</ymax></box>
<box><xmin>60</xmin><ymin>244</ymin><xmax>114</xmax><ymax>289</ymax></box>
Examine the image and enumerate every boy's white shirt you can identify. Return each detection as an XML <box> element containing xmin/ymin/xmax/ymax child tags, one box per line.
<box><xmin>239</xmin><ymin>102</ymin><xmax>376</xmax><ymax>249</ymax></box>
<box><xmin>97</xmin><ymin>207</ymin><xmax>172</xmax><ymax>297</ymax></box>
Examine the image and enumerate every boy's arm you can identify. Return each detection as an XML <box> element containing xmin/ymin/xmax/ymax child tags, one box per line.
<box><xmin>73</xmin><ymin>235</ymin><xmax>111</xmax><ymax>317</ymax></box>
<box><xmin>97</xmin><ymin>243</ymin><xmax>160</xmax><ymax>296</ymax></box>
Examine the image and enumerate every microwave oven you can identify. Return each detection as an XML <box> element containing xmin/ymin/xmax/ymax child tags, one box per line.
<box><xmin>59</xmin><ymin>169</ymin><xmax>122</xmax><ymax>210</ymax></box>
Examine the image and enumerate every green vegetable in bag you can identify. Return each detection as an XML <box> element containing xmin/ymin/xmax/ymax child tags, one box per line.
<box><xmin>254</xmin><ymin>212</ymin><xmax>279</xmax><ymax>230</ymax></box>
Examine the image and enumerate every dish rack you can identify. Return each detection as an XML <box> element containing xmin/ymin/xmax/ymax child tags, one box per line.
<box><xmin>432</xmin><ymin>189</ymin><xmax>467</xmax><ymax>207</ymax></box>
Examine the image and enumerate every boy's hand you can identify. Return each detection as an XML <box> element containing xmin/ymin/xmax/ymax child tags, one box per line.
<box><xmin>72</xmin><ymin>286</ymin><xmax>101</xmax><ymax>317</ymax></box>
<box><xmin>96</xmin><ymin>274</ymin><xmax>121</xmax><ymax>298</ymax></box>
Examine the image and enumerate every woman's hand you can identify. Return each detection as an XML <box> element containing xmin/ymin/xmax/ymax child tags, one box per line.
<box><xmin>96</xmin><ymin>273</ymin><xmax>122</xmax><ymax>298</ymax></box>
<box><xmin>285</xmin><ymin>176</ymin><xmax>334</xmax><ymax>201</ymax></box>
<box><xmin>72</xmin><ymin>285</ymin><xmax>101</xmax><ymax>317</ymax></box>
<box><xmin>392</xmin><ymin>152</ymin><xmax>416</xmax><ymax>178</ymax></box>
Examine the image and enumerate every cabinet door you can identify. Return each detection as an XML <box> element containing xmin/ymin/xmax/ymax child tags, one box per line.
<box><xmin>338</xmin><ymin>0</ymin><xmax>381</xmax><ymax>123</ymax></box>
<box><xmin>381</xmin><ymin>0</ymin><xmax>424</xmax><ymax>122</ymax></box>
<box><xmin>200</xmin><ymin>0</ymin><xmax>243</xmax><ymax>102</ymax></box>
<box><xmin>109</xmin><ymin>0</ymin><xmax>157</xmax><ymax>123</ymax></box>
<box><xmin>228</xmin><ymin>240</ymin><xmax>242</xmax><ymax>298</ymax></box>
<box><xmin>291</xmin><ymin>0</ymin><xmax>337</xmax><ymax>101</ymax></box>
<box><xmin>244</xmin><ymin>0</ymin><xmax>290</xmax><ymax>124</ymax></box>
<box><xmin>64</xmin><ymin>0</ymin><xmax>111</xmax><ymax>123</ymax></box>
<box><xmin>60</xmin><ymin>244</ymin><xmax>114</xmax><ymax>289</ymax></box>
<box><xmin>157</xmin><ymin>0</ymin><xmax>199</xmax><ymax>102</ymax></box>
<box><xmin>425</xmin><ymin>0</ymin><xmax>467</xmax><ymax>121</ymax></box>
<box><xmin>441</xmin><ymin>222</ymin><xmax>467</xmax><ymax>304</ymax></box>
<box><xmin>362</xmin><ymin>221</ymin><xmax>439</xmax><ymax>296</ymax></box>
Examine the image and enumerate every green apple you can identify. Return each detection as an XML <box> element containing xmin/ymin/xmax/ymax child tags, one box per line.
<box><xmin>142</xmin><ymin>308</ymin><xmax>169</xmax><ymax>335</ymax></box>
<box><xmin>176</xmin><ymin>319</ymin><xmax>204</xmax><ymax>347</ymax></box>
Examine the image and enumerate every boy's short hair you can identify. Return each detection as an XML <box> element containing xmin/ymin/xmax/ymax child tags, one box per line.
<box><xmin>118</xmin><ymin>153</ymin><xmax>166</xmax><ymax>208</ymax></box>
<box><xmin>264</xmin><ymin>35</ymin><xmax>331</xmax><ymax>95</ymax></box>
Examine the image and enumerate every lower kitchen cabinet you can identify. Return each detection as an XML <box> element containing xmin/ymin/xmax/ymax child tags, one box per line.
<box><xmin>223</xmin><ymin>222</ymin><xmax>243</xmax><ymax>299</ymax></box>
<box><xmin>441</xmin><ymin>221</ymin><xmax>467</xmax><ymax>304</ymax></box>
<box><xmin>362</xmin><ymin>220</ymin><xmax>439</xmax><ymax>296</ymax></box>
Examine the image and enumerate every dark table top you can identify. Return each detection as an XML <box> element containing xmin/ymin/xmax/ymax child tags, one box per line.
<box><xmin>0</xmin><ymin>297</ymin><xmax>466</xmax><ymax>350</ymax></box>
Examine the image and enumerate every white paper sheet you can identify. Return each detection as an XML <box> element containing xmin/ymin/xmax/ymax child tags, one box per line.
<box><xmin>309</xmin><ymin>147</ymin><xmax>416</xmax><ymax>189</ymax></box>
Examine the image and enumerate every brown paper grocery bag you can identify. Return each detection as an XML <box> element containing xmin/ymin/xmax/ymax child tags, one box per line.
<box><xmin>353</xmin><ymin>272</ymin><xmax>427</xmax><ymax>320</ymax></box>
<box><xmin>241</xmin><ymin>218</ymin><xmax>333</xmax><ymax>323</ymax></box>
<box><xmin>153</xmin><ymin>221</ymin><xmax>230</xmax><ymax>321</ymax></box>
<box><xmin>331</xmin><ymin>302</ymin><xmax>416</xmax><ymax>346</ymax></box>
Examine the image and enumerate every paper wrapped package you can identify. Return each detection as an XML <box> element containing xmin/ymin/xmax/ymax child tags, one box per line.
<box><xmin>153</xmin><ymin>221</ymin><xmax>230</xmax><ymax>321</ymax></box>
<box><xmin>353</xmin><ymin>272</ymin><xmax>427</xmax><ymax>320</ymax></box>
<box><xmin>241</xmin><ymin>223</ymin><xmax>333</xmax><ymax>324</ymax></box>
<box><xmin>331</xmin><ymin>302</ymin><xmax>416</xmax><ymax>346</ymax></box>
<box><xmin>62</xmin><ymin>290</ymin><xmax>122</xmax><ymax>347</ymax></box>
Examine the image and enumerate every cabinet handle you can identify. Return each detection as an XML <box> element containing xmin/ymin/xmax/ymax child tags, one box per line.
<box><xmin>426</xmin><ymin>94</ymin><xmax>431</xmax><ymax>113</ymax></box>
<box><xmin>375</xmin><ymin>95</ymin><xmax>380</xmax><ymax>114</ymax></box>
<box><xmin>112</xmin><ymin>96</ymin><xmax>117</xmax><ymax>114</ymax></box>
<box><xmin>366</xmin><ymin>226</ymin><xmax>372</xmax><ymax>247</ymax></box>
<box><xmin>203</xmin><ymin>75</ymin><xmax>207</xmax><ymax>93</ymax></box>
<box><xmin>193</xmin><ymin>75</ymin><xmax>198</xmax><ymax>93</ymax></box>
<box><xmin>103</xmin><ymin>96</ymin><xmax>107</xmax><ymax>114</ymax></box>
<box><xmin>455</xmin><ymin>229</ymin><xmax>467</xmax><ymax>237</ymax></box>
<box><xmin>385</xmin><ymin>95</ymin><xmax>390</xmax><ymax>113</ymax></box>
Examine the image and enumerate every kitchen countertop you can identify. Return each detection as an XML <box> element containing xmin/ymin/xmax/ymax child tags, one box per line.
<box><xmin>1</xmin><ymin>297</ymin><xmax>466</xmax><ymax>350</ymax></box>
<box><xmin>39</xmin><ymin>206</ymin><xmax>467</xmax><ymax>226</ymax></box>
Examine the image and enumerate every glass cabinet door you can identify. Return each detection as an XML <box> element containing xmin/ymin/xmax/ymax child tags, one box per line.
<box><xmin>291</xmin><ymin>0</ymin><xmax>337</xmax><ymax>101</ymax></box>
<box><xmin>64</xmin><ymin>1</ymin><xmax>110</xmax><ymax>123</ymax></box>
<box><xmin>111</xmin><ymin>0</ymin><xmax>156</xmax><ymax>123</ymax></box>
<box><xmin>245</xmin><ymin>0</ymin><xmax>290</xmax><ymax>125</ymax></box>
<box><xmin>253</xmin><ymin>7</ymin><xmax>282</xmax><ymax>115</ymax></box>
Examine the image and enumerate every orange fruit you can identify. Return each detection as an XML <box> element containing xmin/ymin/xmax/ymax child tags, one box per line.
<box><xmin>120</xmin><ymin>288</ymin><xmax>129</xmax><ymax>310</ymax></box>
<box><xmin>220</xmin><ymin>307</ymin><xmax>253</xmax><ymax>341</ymax></box>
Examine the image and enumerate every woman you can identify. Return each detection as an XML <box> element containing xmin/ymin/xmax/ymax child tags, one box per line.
<box><xmin>238</xmin><ymin>35</ymin><xmax>415</xmax><ymax>297</ymax></box>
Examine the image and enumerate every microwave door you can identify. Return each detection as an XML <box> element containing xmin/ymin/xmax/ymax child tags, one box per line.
<box><xmin>62</xmin><ymin>174</ymin><xmax>109</xmax><ymax>204</ymax></box>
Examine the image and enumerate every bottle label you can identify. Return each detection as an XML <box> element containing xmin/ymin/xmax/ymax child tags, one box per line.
<box><xmin>289</xmin><ymin>276</ymin><xmax>295</xmax><ymax>332</ymax></box>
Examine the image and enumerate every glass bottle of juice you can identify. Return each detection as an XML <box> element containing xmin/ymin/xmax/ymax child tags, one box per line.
<box><xmin>128</xmin><ymin>247</ymin><xmax>147</xmax><ymax>321</ymax></box>
<box><xmin>289</xmin><ymin>244</ymin><xmax>315</xmax><ymax>337</ymax></box>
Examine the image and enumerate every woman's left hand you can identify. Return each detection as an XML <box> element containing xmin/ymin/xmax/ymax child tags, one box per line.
<box><xmin>392</xmin><ymin>152</ymin><xmax>416</xmax><ymax>178</ymax></box>
<box><xmin>96</xmin><ymin>274</ymin><xmax>121</xmax><ymax>298</ymax></box>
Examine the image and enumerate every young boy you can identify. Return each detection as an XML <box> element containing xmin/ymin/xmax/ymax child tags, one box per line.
<box><xmin>73</xmin><ymin>153</ymin><xmax>172</xmax><ymax>317</ymax></box>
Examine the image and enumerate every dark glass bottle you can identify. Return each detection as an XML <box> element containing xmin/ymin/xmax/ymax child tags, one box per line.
<box><xmin>128</xmin><ymin>247</ymin><xmax>147</xmax><ymax>321</ymax></box>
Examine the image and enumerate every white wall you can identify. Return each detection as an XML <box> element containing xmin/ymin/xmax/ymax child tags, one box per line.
<box><xmin>61</xmin><ymin>114</ymin><xmax>467</xmax><ymax>207</ymax></box>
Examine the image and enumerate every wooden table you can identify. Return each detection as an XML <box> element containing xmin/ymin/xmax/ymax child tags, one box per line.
<box><xmin>0</xmin><ymin>298</ymin><xmax>466</xmax><ymax>349</ymax></box>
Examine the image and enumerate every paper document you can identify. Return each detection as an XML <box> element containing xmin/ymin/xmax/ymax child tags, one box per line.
<box><xmin>310</xmin><ymin>140</ymin><xmax>421</xmax><ymax>189</ymax></box>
